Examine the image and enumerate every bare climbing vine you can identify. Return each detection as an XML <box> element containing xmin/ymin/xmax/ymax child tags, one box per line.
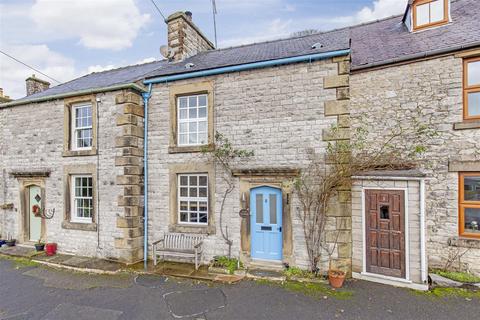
<box><xmin>295</xmin><ymin>117</ymin><xmax>438</xmax><ymax>273</ymax></box>
<box><xmin>202</xmin><ymin>132</ymin><xmax>254</xmax><ymax>258</ymax></box>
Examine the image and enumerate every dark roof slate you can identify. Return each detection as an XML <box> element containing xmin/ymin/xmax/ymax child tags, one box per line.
<box><xmin>351</xmin><ymin>0</ymin><xmax>480</xmax><ymax>69</ymax></box>
<box><xmin>144</xmin><ymin>28</ymin><xmax>351</xmax><ymax>79</ymax></box>
<box><xmin>15</xmin><ymin>60</ymin><xmax>168</xmax><ymax>101</ymax></box>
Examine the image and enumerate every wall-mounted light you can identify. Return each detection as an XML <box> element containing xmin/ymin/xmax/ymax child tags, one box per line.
<box><xmin>239</xmin><ymin>192</ymin><xmax>249</xmax><ymax>218</ymax></box>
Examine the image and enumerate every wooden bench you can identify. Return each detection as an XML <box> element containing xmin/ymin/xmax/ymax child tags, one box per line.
<box><xmin>152</xmin><ymin>233</ymin><xmax>205</xmax><ymax>270</ymax></box>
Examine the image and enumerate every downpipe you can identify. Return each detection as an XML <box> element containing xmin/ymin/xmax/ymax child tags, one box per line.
<box><xmin>143</xmin><ymin>84</ymin><xmax>152</xmax><ymax>270</ymax></box>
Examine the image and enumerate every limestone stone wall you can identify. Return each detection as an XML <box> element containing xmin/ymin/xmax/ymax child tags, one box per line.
<box><xmin>0</xmin><ymin>90</ymin><xmax>127</xmax><ymax>260</ymax></box>
<box><xmin>147</xmin><ymin>57</ymin><xmax>350</xmax><ymax>270</ymax></box>
<box><xmin>350</xmin><ymin>54</ymin><xmax>480</xmax><ymax>275</ymax></box>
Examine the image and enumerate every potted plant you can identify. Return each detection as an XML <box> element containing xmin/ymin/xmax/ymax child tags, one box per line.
<box><xmin>328</xmin><ymin>269</ymin><xmax>346</xmax><ymax>288</ymax></box>
<box><xmin>34</xmin><ymin>239</ymin><xmax>45</xmax><ymax>251</ymax></box>
<box><xmin>5</xmin><ymin>233</ymin><xmax>16</xmax><ymax>247</ymax></box>
<box><xmin>45</xmin><ymin>242</ymin><xmax>57</xmax><ymax>256</ymax></box>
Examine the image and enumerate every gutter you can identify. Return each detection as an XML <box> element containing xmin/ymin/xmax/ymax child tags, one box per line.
<box><xmin>0</xmin><ymin>83</ymin><xmax>147</xmax><ymax>108</ymax></box>
<box><xmin>352</xmin><ymin>41</ymin><xmax>480</xmax><ymax>72</ymax></box>
<box><xmin>142</xmin><ymin>83</ymin><xmax>153</xmax><ymax>270</ymax></box>
<box><xmin>144</xmin><ymin>49</ymin><xmax>351</xmax><ymax>84</ymax></box>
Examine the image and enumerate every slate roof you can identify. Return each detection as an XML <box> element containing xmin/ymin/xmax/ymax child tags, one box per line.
<box><xmin>351</xmin><ymin>0</ymin><xmax>480</xmax><ymax>69</ymax></box>
<box><xmin>144</xmin><ymin>28</ymin><xmax>351</xmax><ymax>79</ymax></box>
<box><xmin>14</xmin><ymin>59</ymin><xmax>168</xmax><ymax>101</ymax></box>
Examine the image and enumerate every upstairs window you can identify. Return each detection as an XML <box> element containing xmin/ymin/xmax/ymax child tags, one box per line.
<box><xmin>413</xmin><ymin>0</ymin><xmax>448</xmax><ymax>31</ymax></box>
<box><xmin>464</xmin><ymin>57</ymin><xmax>480</xmax><ymax>120</ymax></box>
<box><xmin>72</xmin><ymin>103</ymin><xmax>93</xmax><ymax>150</ymax></box>
<box><xmin>459</xmin><ymin>173</ymin><xmax>480</xmax><ymax>238</ymax></box>
<box><xmin>177</xmin><ymin>94</ymin><xmax>208</xmax><ymax>146</ymax></box>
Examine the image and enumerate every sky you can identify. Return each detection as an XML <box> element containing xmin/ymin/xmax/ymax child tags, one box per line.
<box><xmin>0</xmin><ymin>0</ymin><xmax>408</xmax><ymax>99</ymax></box>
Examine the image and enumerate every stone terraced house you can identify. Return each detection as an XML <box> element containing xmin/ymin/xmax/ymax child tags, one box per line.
<box><xmin>0</xmin><ymin>0</ymin><xmax>479</xmax><ymax>290</ymax></box>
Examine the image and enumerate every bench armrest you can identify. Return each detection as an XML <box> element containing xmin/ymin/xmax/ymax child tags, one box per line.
<box><xmin>152</xmin><ymin>239</ymin><xmax>164</xmax><ymax>246</ymax></box>
<box><xmin>194</xmin><ymin>240</ymin><xmax>203</xmax><ymax>249</ymax></box>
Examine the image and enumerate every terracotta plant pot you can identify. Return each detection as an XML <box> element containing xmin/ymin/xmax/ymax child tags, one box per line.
<box><xmin>45</xmin><ymin>243</ymin><xmax>57</xmax><ymax>256</ymax></box>
<box><xmin>328</xmin><ymin>269</ymin><xmax>346</xmax><ymax>288</ymax></box>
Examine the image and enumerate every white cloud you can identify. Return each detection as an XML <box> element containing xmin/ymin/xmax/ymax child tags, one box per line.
<box><xmin>136</xmin><ymin>57</ymin><xmax>157</xmax><ymax>64</ymax></box>
<box><xmin>30</xmin><ymin>0</ymin><xmax>151</xmax><ymax>50</ymax></box>
<box><xmin>87</xmin><ymin>64</ymin><xmax>116</xmax><ymax>74</ymax></box>
<box><xmin>219</xmin><ymin>18</ymin><xmax>292</xmax><ymax>47</ymax></box>
<box><xmin>0</xmin><ymin>44</ymin><xmax>77</xmax><ymax>99</ymax></box>
<box><xmin>333</xmin><ymin>0</ymin><xmax>407</xmax><ymax>26</ymax></box>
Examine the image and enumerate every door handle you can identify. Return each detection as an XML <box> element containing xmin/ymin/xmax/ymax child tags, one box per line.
<box><xmin>278</xmin><ymin>226</ymin><xmax>282</xmax><ymax>232</ymax></box>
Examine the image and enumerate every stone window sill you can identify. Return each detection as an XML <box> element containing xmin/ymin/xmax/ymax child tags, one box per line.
<box><xmin>168</xmin><ymin>144</ymin><xmax>214</xmax><ymax>154</ymax></box>
<box><xmin>62</xmin><ymin>148</ymin><xmax>98</xmax><ymax>157</ymax></box>
<box><xmin>453</xmin><ymin>120</ymin><xmax>480</xmax><ymax>130</ymax></box>
<box><xmin>448</xmin><ymin>236</ymin><xmax>480</xmax><ymax>249</ymax></box>
<box><xmin>62</xmin><ymin>220</ymin><xmax>97</xmax><ymax>232</ymax></box>
<box><xmin>169</xmin><ymin>224</ymin><xmax>215</xmax><ymax>235</ymax></box>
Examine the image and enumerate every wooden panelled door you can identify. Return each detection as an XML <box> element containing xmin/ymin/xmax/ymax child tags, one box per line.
<box><xmin>365</xmin><ymin>190</ymin><xmax>406</xmax><ymax>278</ymax></box>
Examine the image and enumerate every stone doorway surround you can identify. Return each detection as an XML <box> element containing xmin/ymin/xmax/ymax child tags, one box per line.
<box><xmin>232</xmin><ymin>168</ymin><xmax>299</xmax><ymax>268</ymax></box>
<box><xmin>351</xmin><ymin>170</ymin><xmax>429</xmax><ymax>291</ymax></box>
<box><xmin>10</xmin><ymin>171</ymin><xmax>50</xmax><ymax>244</ymax></box>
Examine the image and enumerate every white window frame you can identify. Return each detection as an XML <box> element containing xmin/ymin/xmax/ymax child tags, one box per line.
<box><xmin>177</xmin><ymin>94</ymin><xmax>208</xmax><ymax>146</ymax></box>
<box><xmin>70</xmin><ymin>175</ymin><xmax>93</xmax><ymax>224</ymax></box>
<box><xmin>71</xmin><ymin>103</ymin><xmax>93</xmax><ymax>151</ymax></box>
<box><xmin>178</xmin><ymin>174</ymin><xmax>208</xmax><ymax>225</ymax></box>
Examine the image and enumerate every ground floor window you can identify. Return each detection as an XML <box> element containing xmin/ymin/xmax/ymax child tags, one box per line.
<box><xmin>459</xmin><ymin>173</ymin><xmax>480</xmax><ymax>238</ymax></box>
<box><xmin>71</xmin><ymin>175</ymin><xmax>93</xmax><ymax>223</ymax></box>
<box><xmin>178</xmin><ymin>174</ymin><xmax>208</xmax><ymax>224</ymax></box>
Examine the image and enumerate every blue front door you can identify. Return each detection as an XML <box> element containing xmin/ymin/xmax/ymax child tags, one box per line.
<box><xmin>250</xmin><ymin>186</ymin><xmax>283</xmax><ymax>261</ymax></box>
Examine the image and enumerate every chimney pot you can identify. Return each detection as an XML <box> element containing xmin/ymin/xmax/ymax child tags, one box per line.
<box><xmin>185</xmin><ymin>11</ymin><xmax>192</xmax><ymax>21</ymax></box>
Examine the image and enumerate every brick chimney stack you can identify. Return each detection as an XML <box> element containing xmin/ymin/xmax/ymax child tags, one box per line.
<box><xmin>26</xmin><ymin>74</ymin><xmax>50</xmax><ymax>96</ymax></box>
<box><xmin>166</xmin><ymin>11</ymin><xmax>215</xmax><ymax>61</ymax></box>
<box><xmin>0</xmin><ymin>88</ymin><xmax>12</xmax><ymax>103</ymax></box>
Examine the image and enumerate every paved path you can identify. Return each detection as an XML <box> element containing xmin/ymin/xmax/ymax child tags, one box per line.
<box><xmin>0</xmin><ymin>257</ymin><xmax>479</xmax><ymax>320</ymax></box>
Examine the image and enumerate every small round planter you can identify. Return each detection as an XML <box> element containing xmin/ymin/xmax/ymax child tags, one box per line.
<box><xmin>5</xmin><ymin>239</ymin><xmax>16</xmax><ymax>247</ymax></box>
<box><xmin>45</xmin><ymin>243</ymin><xmax>57</xmax><ymax>256</ymax></box>
<box><xmin>35</xmin><ymin>243</ymin><xmax>45</xmax><ymax>252</ymax></box>
<box><xmin>328</xmin><ymin>270</ymin><xmax>346</xmax><ymax>288</ymax></box>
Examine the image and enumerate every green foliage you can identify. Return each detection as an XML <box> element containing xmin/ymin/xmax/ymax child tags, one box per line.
<box><xmin>432</xmin><ymin>269</ymin><xmax>480</xmax><ymax>283</ymax></box>
<box><xmin>413</xmin><ymin>287</ymin><xmax>480</xmax><ymax>299</ymax></box>
<box><xmin>255</xmin><ymin>279</ymin><xmax>353</xmax><ymax>300</ymax></box>
<box><xmin>213</xmin><ymin>256</ymin><xmax>242</xmax><ymax>275</ymax></box>
<box><xmin>283</xmin><ymin>266</ymin><xmax>315</xmax><ymax>279</ymax></box>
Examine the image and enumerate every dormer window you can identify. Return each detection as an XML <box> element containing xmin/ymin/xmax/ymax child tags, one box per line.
<box><xmin>413</xmin><ymin>0</ymin><xmax>449</xmax><ymax>31</ymax></box>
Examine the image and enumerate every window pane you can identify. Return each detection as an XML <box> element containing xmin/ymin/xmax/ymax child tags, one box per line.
<box><xmin>198</xmin><ymin>95</ymin><xmax>207</xmax><ymax>106</ymax></box>
<box><xmin>180</xmin><ymin>201</ymin><xmax>188</xmax><ymax>211</ymax></box>
<box><xmin>179</xmin><ymin>97</ymin><xmax>188</xmax><ymax>108</ymax></box>
<box><xmin>180</xmin><ymin>212</ymin><xmax>188</xmax><ymax>222</ymax></box>
<box><xmin>198</xmin><ymin>121</ymin><xmax>207</xmax><ymax>132</ymax></box>
<box><xmin>189</xmin><ymin>133</ymin><xmax>197</xmax><ymax>144</ymax></box>
<box><xmin>430</xmin><ymin>0</ymin><xmax>444</xmax><ymax>23</ymax></box>
<box><xmin>180</xmin><ymin>176</ymin><xmax>188</xmax><ymax>186</ymax></box>
<box><xmin>179</xmin><ymin>109</ymin><xmax>188</xmax><ymax>120</ymax></box>
<box><xmin>468</xmin><ymin>61</ymin><xmax>480</xmax><ymax>87</ymax></box>
<box><xmin>199</xmin><ymin>176</ymin><xmax>207</xmax><ymax>186</ymax></box>
<box><xmin>189</xmin><ymin>122</ymin><xmax>197</xmax><ymax>133</ymax></box>
<box><xmin>190</xmin><ymin>187</ymin><xmax>197</xmax><ymax>197</ymax></box>
<box><xmin>179</xmin><ymin>134</ymin><xmax>188</xmax><ymax>145</ymax></box>
<box><xmin>464</xmin><ymin>208</ymin><xmax>480</xmax><ymax>234</ymax></box>
<box><xmin>269</xmin><ymin>194</ymin><xmax>277</xmax><ymax>224</ymax></box>
<box><xmin>198</xmin><ymin>132</ymin><xmax>207</xmax><ymax>145</ymax></box>
<box><xmin>189</xmin><ymin>176</ymin><xmax>198</xmax><ymax>186</ymax></box>
<box><xmin>464</xmin><ymin>176</ymin><xmax>480</xmax><ymax>201</ymax></box>
<box><xmin>416</xmin><ymin>3</ymin><xmax>430</xmax><ymax>26</ymax></box>
<box><xmin>467</xmin><ymin>92</ymin><xmax>480</xmax><ymax>117</ymax></box>
<box><xmin>189</xmin><ymin>108</ymin><xmax>197</xmax><ymax>118</ymax></box>
<box><xmin>198</xmin><ymin>107</ymin><xmax>207</xmax><ymax>118</ymax></box>
<box><xmin>179</xmin><ymin>123</ymin><xmax>188</xmax><ymax>134</ymax></box>
<box><xmin>180</xmin><ymin>187</ymin><xmax>188</xmax><ymax>197</ymax></box>
<box><xmin>199</xmin><ymin>213</ymin><xmax>208</xmax><ymax>223</ymax></box>
<box><xmin>199</xmin><ymin>187</ymin><xmax>207</xmax><ymax>197</ymax></box>
<box><xmin>188</xmin><ymin>96</ymin><xmax>197</xmax><ymax>108</ymax></box>
<box><xmin>199</xmin><ymin>201</ymin><xmax>207</xmax><ymax>212</ymax></box>
<box><xmin>256</xmin><ymin>194</ymin><xmax>263</xmax><ymax>224</ymax></box>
